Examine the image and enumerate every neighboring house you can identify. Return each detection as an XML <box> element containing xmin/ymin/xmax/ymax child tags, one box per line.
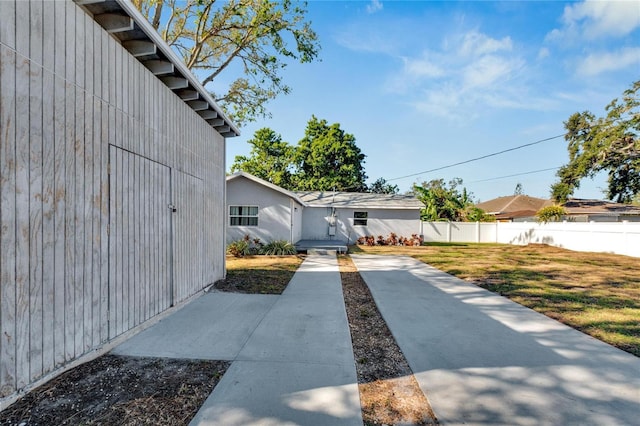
<box><xmin>562</xmin><ymin>199</ymin><xmax>640</xmax><ymax>222</ymax></box>
<box><xmin>476</xmin><ymin>195</ymin><xmax>552</xmax><ymax>222</ymax></box>
<box><xmin>226</xmin><ymin>172</ymin><xmax>423</xmax><ymax>245</ymax></box>
<box><xmin>0</xmin><ymin>0</ymin><xmax>238</xmax><ymax>405</ymax></box>
<box><xmin>477</xmin><ymin>195</ymin><xmax>640</xmax><ymax>222</ymax></box>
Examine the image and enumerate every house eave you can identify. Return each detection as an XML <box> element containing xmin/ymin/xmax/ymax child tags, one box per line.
<box><xmin>75</xmin><ymin>0</ymin><xmax>240</xmax><ymax>138</ymax></box>
<box><xmin>226</xmin><ymin>172</ymin><xmax>308</xmax><ymax>207</ymax></box>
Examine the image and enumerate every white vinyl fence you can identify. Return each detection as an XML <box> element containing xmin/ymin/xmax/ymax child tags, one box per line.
<box><xmin>421</xmin><ymin>221</ymin><xmax>640</xmax><ymax>258</ymax></box>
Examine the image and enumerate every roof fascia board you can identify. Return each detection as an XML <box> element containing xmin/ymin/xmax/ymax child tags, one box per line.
<box><xmin>227</xmin><ymin>172</ymin><xmax>308</xmax><ymax>207</ymax></box>
<box><xmin>99</xmin><ymin>0</ymin><xmax>240</xmax><ymax>137</ymax></box>
<box><xmin>306</xmin><ymin>205</ymin><xmax>422</xmax><ymax>210</ymax></box>
<box><xmin>115</xmin><ymin>0</ymin><xmax>240</xmax><ymax>137</ymax></box>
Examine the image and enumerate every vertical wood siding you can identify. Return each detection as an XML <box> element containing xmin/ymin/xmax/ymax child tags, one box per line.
<box><xmin>108</xmin><ymin>146</ymin><xmax>172</xmax><ymax>339</ymax></box>
<box><xmin>172</xmin><ymin>170</ymin><xmax>204</xmax><ymax>304</ymax></box>
<box><xmin>0</xmin><ymin>0</ymin><xmax>227</xmax><ymax>400</ymax></box>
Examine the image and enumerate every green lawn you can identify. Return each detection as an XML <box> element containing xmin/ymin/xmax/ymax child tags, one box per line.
<box><xmin>350</xmin><ymin>243</ymin><xmax>640</xmax><ymax>357</ymax></box>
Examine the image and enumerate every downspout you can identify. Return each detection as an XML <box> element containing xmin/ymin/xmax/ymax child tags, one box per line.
<box><xmin>290</xmin><ymin>198</ymin><xmax>294</xmax><ymax>243</ymax></box>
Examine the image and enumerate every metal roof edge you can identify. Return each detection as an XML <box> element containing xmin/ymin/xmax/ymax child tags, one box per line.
<box><xmin>76</xmin><ymin>0</ymin><xmax>240</xmax><ymax>137</ymax></box>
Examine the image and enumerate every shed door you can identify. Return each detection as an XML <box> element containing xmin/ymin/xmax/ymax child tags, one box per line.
<box><xmin>171</xmin><ymin>170</ymin><xmax>204</xmax><ymax>304</ymax></box>
<box><xmin>108</xmin><ymin>146</ymin><xmax>172</xmax><ymax>339</ymax></box>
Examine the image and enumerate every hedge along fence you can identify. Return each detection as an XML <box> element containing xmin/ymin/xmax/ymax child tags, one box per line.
<box><xmin>422</xmin><ymin>221</ymin><xmax>640</xmax><ymax>258</ymax></box>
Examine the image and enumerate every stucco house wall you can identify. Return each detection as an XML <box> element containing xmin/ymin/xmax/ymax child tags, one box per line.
<box><xmin>226</xmin><ymin>174</ymin><xmax>303</xmax><ymax>243</ymax></box>
<box><xmin>299</xmin><ymin>206</ymin><xmax>335</xmax><ymax>240</ymax></box>
<box><xmin>300</xmin><ymin>207</ymin><xmax>421</xmax><ymax>243</ymax></box>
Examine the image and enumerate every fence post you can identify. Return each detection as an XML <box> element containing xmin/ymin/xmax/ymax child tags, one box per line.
<box><xmin>447</xmin><ymin>222</ymin><xmax>451</xmax><ymax>242</ymax></box>
<box><xmin>476</xmin><ymin>221</ymin><xmax>480</xmax><ymax>243</ymax></box>
<box><xmin>623</xmin><ymin>220</ymin><xmax>628</xmax><ymax>257</ymax></box>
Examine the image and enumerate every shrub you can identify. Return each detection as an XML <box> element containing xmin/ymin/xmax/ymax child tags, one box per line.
<box><xmin>227</xmin><ymin>239</ymin><xmax>251</xmax><ymax>257</ymax></box>
<box><xmin>261</xmin><ymin>240</ymin><xmax>297</xmax><ymax>255</ymax></box>
<box><xmin>410</xmin><ymin>234</ymin><xmax>424</xmax><ymax>246</ymax></box>
<box><xmin>227</xmin><ymin>235</ymin><xmax>263</xmax><ymax>257</ymax></box>
<box><xmin>386</xmin><ymin>232</ymin><xmax>399</xmax><ymax>245</ymax></box>
<box><xmin>354</xmin><ymin>233</ymin><xmax>424</xmax><ymax>247</ymax></box>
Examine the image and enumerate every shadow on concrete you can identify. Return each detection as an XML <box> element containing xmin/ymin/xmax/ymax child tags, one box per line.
<box><xmin>351</xmin><ymin>254</ymin><xmax>640</xmax><ymax>426</ymax></box>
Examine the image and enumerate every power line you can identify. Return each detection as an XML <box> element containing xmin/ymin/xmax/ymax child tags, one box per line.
<box><xmin>468</xmin><ymin>166</ymin><xmax>561</xmax><ymax>183</ymax></box>
<box><xmin>387</xmin><ymin>134</ymin><xmax>566</xmax><ymax>182</ymax></box>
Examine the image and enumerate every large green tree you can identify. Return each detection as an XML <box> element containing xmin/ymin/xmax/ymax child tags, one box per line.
<box><xmin>294</xmin><ymin>116</ymin><xmax>367</xmax><ymax>191</ymax></box>
<box><xmin>133</xmin><ymin>0</ymin><xmax>320</xmax><ymax>125</ymax></box>
<box><xmin>552</xmin><ymin>81</ymin><xmax>640</xmax><ymax>204</ymax></box>
<box><xmin>368</xmin><ymin>177</ymin><xmax>399</xmax><ymax>194</ymax></box>
<box><xmin>413</xmin><ymin>178</ymin><xmax>491</xmax><ymax>222</ymax></box>
<box><xmin>231</xmin><ymin>128</ymin><xmax>295</xmax><ymax>188</ymax></box>
<box><xmin>230</xmin><ymin>117</ymin><xmax>368</xmax><ymax>191</ymax></box>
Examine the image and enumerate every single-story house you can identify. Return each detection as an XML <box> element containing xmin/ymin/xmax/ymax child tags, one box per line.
<box><xmin>477</xmin><ymin>195</ymin><xmax>640</xmax><ymax>222</ymax></box>
<box><xmin>1</xmin><ymin>0</ymin><xmax>237</xmax><ymax>406</ymax></box>
<box><xmin>226</xmin><ymin>172</ymin><xmax>424</xmax><ymax>246</ymax></box>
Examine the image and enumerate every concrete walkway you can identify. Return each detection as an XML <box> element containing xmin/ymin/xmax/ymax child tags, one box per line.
<box><xmin>112</xmin><ymin>254</ymin><xmax>362</xmax><ymax>426</ymax></box>
<box><xmin>351</xmin><ymin>254</ymin><xmax>640</xmax><ymax>426</ymax></box>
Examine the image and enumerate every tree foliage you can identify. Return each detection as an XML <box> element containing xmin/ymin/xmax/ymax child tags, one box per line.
<box><xmin>413</xmin><ymin>178</ymin><xmax>467</xmax><ymax>221</ymax></box>
<box><xmin>536</xmin><ymin>205</ymin><xmax>567</xmax><ymax>224</ymax></box>
<box><xmin>294</xmin><ymin>116</ymin><xmax>367</xmax><ymax>191</ymax></box>
<box><xmin>552</xmin><ymin>80</ymin><xmax>640</xmax><ymax>204</ymax></box>
<box><xmin>514</xmin><ymin>183</ymin><xmax>523</xmax><ymax>195</ymax></box>
<box><xmin>133</xmin><ymin>0</ymin><xmax>320</xmax><ymax>125</ymax></box>
<box><xmin>368</xmin><ymin>178</ymin><xmax>399</xmax><ymax>194</ymax></box>
<box><xmin>413</xmin><ymin>178</ymin><xmax>493</xmax><ymax>222</ymax></box>
<box><xmin>464</xmin><ymin>206</ymin><xmax>496</xmax><ymax>222</ymax></box>
<box><xmin>231</xmin><ymin>116</ymin><xmax>367</xmax><ymax>191</ymax></box>
<box><xmin>231</xmin><ymin>128</ymin><xmax>294</xmax><ymax>188</ymax></box>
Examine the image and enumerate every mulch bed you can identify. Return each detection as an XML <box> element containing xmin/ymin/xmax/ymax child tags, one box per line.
<box><xmin>338</xmin><ymin>255</ymin><xmax>438</xmax><ymax>425</ymax></box>
<box><xmin>0</xmin><ymin>355</ymin><xmax>229</xmax><ymax>425</ymax></box>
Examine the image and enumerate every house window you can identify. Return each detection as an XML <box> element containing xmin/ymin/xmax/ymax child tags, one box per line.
<box><xmin>230</xmin><ymin>206</ymin><xmax>258</xmax><ymax>226</ymax></box>
<box><xmin>354</xmin><ymin>211</ymin><xmax>368</xmax><ymax>226</ymax></box>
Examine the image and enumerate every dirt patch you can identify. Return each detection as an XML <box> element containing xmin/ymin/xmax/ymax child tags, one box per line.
<box><xmin>0</xmin><ymin>355</ymin><xmax>229</xmax><ymax>425</ymax></box>
<box><xmin>215</xmin><ymin>255</ymin><xmax>304</xmax><ymax>294</ymax></box>
<box><xmin>338</xmin><ymin>255</ymin><xmax>438</xmax><ymax>425</ymax></box>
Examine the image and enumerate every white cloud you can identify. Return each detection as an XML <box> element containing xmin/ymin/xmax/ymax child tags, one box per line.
<box><xmin>402</xmin><ymin>55</ymin><xmax>445</xmax><ymax>78</ymax></box>
<box><xmin>577</xmin><ymin>47</ymin><xmax>640</xmax><ymax>76</ymax></box>
<box><xmin>537</xmin><ymin>47</ymin><xmax>550</xmax><ymax>60</ymax></box>
<box><xmin>366</xmin><ymin>0</ymin><xmax>383</xmax><ymax>14</ymax></box>
<box><xmin>334</xmin><ymin>27</ymin><xmax>396</xmax><ymax>54</ymax></box>
<box><xmin>385</xmin><ymin>30</ymin><xmax>534</xmax><ymax>120</ymax></box>
<box><xmin>462</xmin><ymin>55</ymin><xmax>523</xmax><ymax>89</ymax></box>
<box><xmin>549</xmin><ymin>0</ymin><xmax>640</xmax><ymax>41</ymax></box>
<box><xmin>458</xmin><ymin>32</ymin><xmax>513</xmax><ymax>57</ymax></box>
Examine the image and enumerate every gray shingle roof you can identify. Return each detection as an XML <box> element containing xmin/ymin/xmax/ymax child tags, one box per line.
<box><xmin>295</xmin><ymin>191</ymin><xmax>423</xmax><ymax>209</ymax></box>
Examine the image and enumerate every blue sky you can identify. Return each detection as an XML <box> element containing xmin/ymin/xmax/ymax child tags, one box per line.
<box><xmin>223</xmin><ymin>0</ymin><xmax>640</xmax><ymax>202</ymax></box>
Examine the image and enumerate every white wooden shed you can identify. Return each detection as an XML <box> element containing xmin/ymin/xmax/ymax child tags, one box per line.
<box><xmin>0</xmin><ymin>0</ymin><xmax>238</xmax><ymax>406</ymax></box>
